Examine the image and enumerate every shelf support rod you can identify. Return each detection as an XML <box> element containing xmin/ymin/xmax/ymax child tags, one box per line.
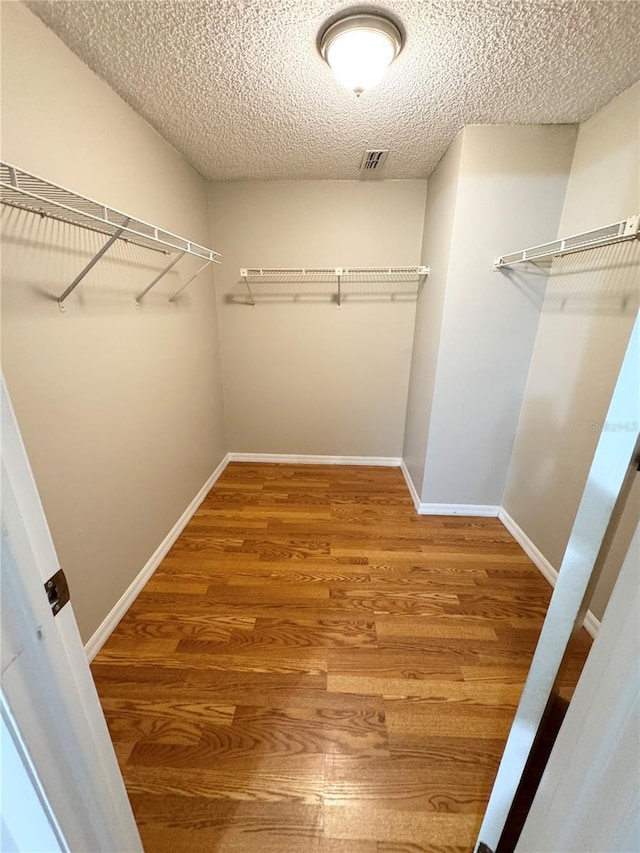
<box><xmin>239</xmin><ymin>269</ymin><xmax>256</xmax><ymax>306</ymax></box>
<box><xmin>418</xmin><ymin>266</ymin><xmax>430</xmax><ymax>297</ymax></box>
<box><xmin>336</xmin><ymin>267</ymin><xmax>342</xmax><ymax>307</ymax></box>
<box><xmin>168</xmin><ymin>259</ymin><xmax>213</xmax><ymax>303</ymax></box>
<box><xmin>57</xmin><ymin>220</ymin><xmax>129</xmax><ymax>311</ymax></box>
<box><xmin>136</xmin><ymin>251</ymin><xmax>186</xmax><ymax>303</ymax></box>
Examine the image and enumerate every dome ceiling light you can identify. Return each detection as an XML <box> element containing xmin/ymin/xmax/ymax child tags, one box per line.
<box><xmin>319</xmin><ymin>13</ymin><xmax>403</xmax><ymax>96</ymax></box>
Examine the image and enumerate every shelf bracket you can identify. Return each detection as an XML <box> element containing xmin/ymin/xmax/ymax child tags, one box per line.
<box><xmin>168</xmin><ymin>259</ymin><xmax>213</xmax><ymax>303</ymax></box>
<box><xmin>418</xmin><ymin>266</ymin><xmax>430</xmax><ymax>297</ymax></box>
<box><xmin>57</xmin><ymin>220</ymin><xmax>129</xmax><ymax>312</ymax></box>
<box><xmin>136</xmin><ymin>251</ymin><xmax>186</xmax><ymax>304</ymax></box>
<box><xmin>240</xmin><ymin>269</ymin><xmax>256</xmax><ymax>306</ymax></box>
<box><xmin>336</xmin><ymin>267</ymin><xmax>342</xmax><ymax>307</ymax></box>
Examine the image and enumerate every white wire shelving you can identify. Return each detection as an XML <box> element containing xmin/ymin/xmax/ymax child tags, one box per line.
<box><xmin>0</xmin><ymin>161</ymin><xmax>221</xmax><ymax>310</ymax></box>
<box><xmin>494</xmin><ymin>215</ymin><xmax>640</xmax><ymax>271</ymax></box>
<box><xmin>239</xmin><ymin>266</ymin><xmax>430</xmax><ymax>306</ymax></box>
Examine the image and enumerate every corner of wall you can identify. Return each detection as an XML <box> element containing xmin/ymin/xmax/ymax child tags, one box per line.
<box><xmin>418</xmin><ymin>130</ymin><xmax>467</xmax><ymax>501</ymax></box>
<box><xmin>206</xmin><ymin>182</ymin><xmax>231</xmax><ymax>456</ymax></box>
<box><xmin>402</xmin><ymin>131</ymin><xmax>466</xmax><ymax>498</ymax></box>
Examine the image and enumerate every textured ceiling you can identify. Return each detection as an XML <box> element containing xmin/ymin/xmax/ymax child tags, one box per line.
<box><xmin>27</xmin><ymin>0</ymin><xmax>640</xmax><ymax>180</ymax></box>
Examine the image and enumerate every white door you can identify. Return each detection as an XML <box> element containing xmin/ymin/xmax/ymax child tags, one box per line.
<box><xmin>2</xmin><ymin>695</ymin><xmax>65</xmax><ymax>852</ymax></box>
<box><xmin>1</xmin><ymin>376</ymin><xmax>142</xmax><ymax>851</ymax></box>
<box><xmin>475</xmin><ymin>311</ymin><xmax>640</xmax><ymax>852</ymax></box>
<box><xmin>516</xmin><ymin>522</ymin><xmax>640</xmax><ymax>852</ymax></box>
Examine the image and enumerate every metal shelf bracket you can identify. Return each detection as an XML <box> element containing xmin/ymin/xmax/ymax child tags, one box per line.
<box><xmin>240</xmin><ymin>269</ymin><xmax>256</xmax><ymax>306</ymax></box>
<box><xmin>136</xmin><ymin>251</ymin><xmax>186</xmax><ymax>304</ymax></box>
<box><xmin>418</xmin><ymin>266</ymin><xmax>430</xmax><ymax>297</ymax></box>
<box><xmin>57</xmin><ymin>220</ymin><xmax>130</xmax><ymax>312</ymax></box>
<box><xmin>169</xmin><ymin>259</ymin><xmax>214</xmax><ymax>303</ymax></box>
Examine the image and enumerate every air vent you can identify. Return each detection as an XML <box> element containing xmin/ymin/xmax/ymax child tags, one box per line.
<box><xmin>359</xmin><ymin>149</ymin><xmax>389</xmax><ymax>174</ymax></box>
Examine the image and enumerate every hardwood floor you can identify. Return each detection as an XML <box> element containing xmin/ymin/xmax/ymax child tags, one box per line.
<box><xmin>91</xmin><ymin>463</ymin><xmax>592</xmax><ymax>853</ymax></box>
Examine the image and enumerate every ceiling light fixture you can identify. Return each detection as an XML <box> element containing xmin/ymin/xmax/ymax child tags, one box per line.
<box><xmin>320</xmin><ymin>13</ymin><xmax>403</xmax><ymax>96</ymax></box>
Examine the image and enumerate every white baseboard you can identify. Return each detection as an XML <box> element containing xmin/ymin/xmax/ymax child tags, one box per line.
<box><xmin>399</xmin><ymin>461</ymin><xmax>499</xmax><ymax>516</ymax></box>
<box><xmin>419</xmin><ymin>503</ymin><xmax>500</xmax><ymax>517</ymax></box>
<box><xmin>84</xmin><ymin>452</ymin><xmax>231</xmax><ymax>661</ymax></box>
<box><xmin>582</xmin><ymin>609</ymin><xmax>601</xmax><ymax>638</ymax></box>
<box><xmin>498</xmin><ymin>508</ymin><xmax>559</xmax><ymax>586</ymax></box>
<box><xmin>499</xmin><ymin>507</ymin><xmax>600</xmax><ymax>639</ymax></box>
<box><xmin>228</xmin><ymin>453</ymin><xmax>402</xmax><ymax>467</ymax></box>
<box><xmin>400</xmin><ymin>459</ymin><xmax>421</xmax><ymax>511</ymax></box>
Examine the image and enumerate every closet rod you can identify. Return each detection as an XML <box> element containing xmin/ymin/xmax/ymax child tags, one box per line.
<box><xmin>0</xmin><ymin>161</ymin><xmax>220</xmax><ymax>309</ymax></box>
<box><xmin>494</xmin><ymin>214</ymin><xmax>639</xmax><ymax>270</ymax></box>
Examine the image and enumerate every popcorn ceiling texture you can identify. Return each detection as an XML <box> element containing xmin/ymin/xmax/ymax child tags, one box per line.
<box><xmin>27</xmin><ymin>0</ymin><xmax>640</xmax><ymax>180</ymax></box>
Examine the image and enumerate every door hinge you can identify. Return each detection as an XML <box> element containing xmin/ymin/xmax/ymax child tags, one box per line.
<box><xmin>44</xmin><ymin>568</ymin><xmax>70</xmax><ymax>617</ymax></box>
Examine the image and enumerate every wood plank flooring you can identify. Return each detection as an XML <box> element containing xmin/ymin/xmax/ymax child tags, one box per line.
<box><xmin>91</xmin><ymin>463</ymin><xmax>592</xmax><ymax>853</ymax></box>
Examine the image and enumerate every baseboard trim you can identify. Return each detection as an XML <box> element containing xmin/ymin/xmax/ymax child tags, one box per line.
<box><xmin>84</xmin><ymin>452</ymin><xmax>231</xmax><ymax>661</ymax></box>
<box><xmin>498</xmin><ymin>507</ymin><xmax>600</xmax><ymax>639</ymax></box>
<box><xmin>399</xmin><ymin>461</ymin><xmax>499</xmax><ymax>516</ymax></box>
<box><xmin>400</xmin><ymin>460</ymin><xmax>421</xmax><ymax>511</ymax></box>
<box><xmin>419</xmin><ymin>503</ymin><xmax>500</xmax><ymax>517</ymax></box>
<box><xmin>228</xmin><ymin>453</ymin><xmax>402</xmax><ymax>467</ymax></box>
<box><xmin>498</xmin><ymin>508</ymin><xmax>558</xmax><ymax>586</ymax></box>
<box><xmin>582</xmin><ymin>609</ymin><xmax>601</xmax><ymax>639</ymax></box>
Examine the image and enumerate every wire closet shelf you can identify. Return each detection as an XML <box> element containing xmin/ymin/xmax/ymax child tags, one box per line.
<box><xmin>494</xmin><ymin>214</ymin><xmax>640</xmax><ymax>270</ymax></box>
<box><xmin>239</xmin><ymin>266</ymin><xmax>430</xmax><ymax>306</ymax></box>
<box><xmin>0</xmin><ymin>161</ymin><xmax>221</xmax><ymax>309</ymax></box>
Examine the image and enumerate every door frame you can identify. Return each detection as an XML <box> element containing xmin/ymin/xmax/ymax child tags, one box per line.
<box><xmin>1</xmin><ymin>375</ymin><xmax>142</xmax><ymax>851</ymax></box>
<box><xmin>475</xmin><ymin>310</ymin><xmax>640</xmax><ymax>852</ymax></box>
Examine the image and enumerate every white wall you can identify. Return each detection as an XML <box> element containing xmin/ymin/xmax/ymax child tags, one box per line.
<box><xmin>503</xmin><ymin>82</ymin><xmax>640</xmax><ymax>620</ymax></box>
<box><xmin>208</xmin><ymin>179</ymin><xmax>427</xmax><ymax>457</ymax></box>
<box><xmin>403</xmin><ymin>133</ymin><xmax>463</xmax><ymax>492</ymax></box>
<box><xmin>404</xmin><ymin>124</ymin><xmax>576</xmax><ymax>506</ymax></box>
<box><xmin>1</xmin><ymin>3</ymin><xmax>227</xmax><ymax>642</ymax></box>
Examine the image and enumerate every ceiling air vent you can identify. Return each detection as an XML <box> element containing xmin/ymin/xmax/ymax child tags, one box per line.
<box><xmin>359</xmin><ymin>149</ymin><xmax>389</xmax><ymax>177</ymax></box>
